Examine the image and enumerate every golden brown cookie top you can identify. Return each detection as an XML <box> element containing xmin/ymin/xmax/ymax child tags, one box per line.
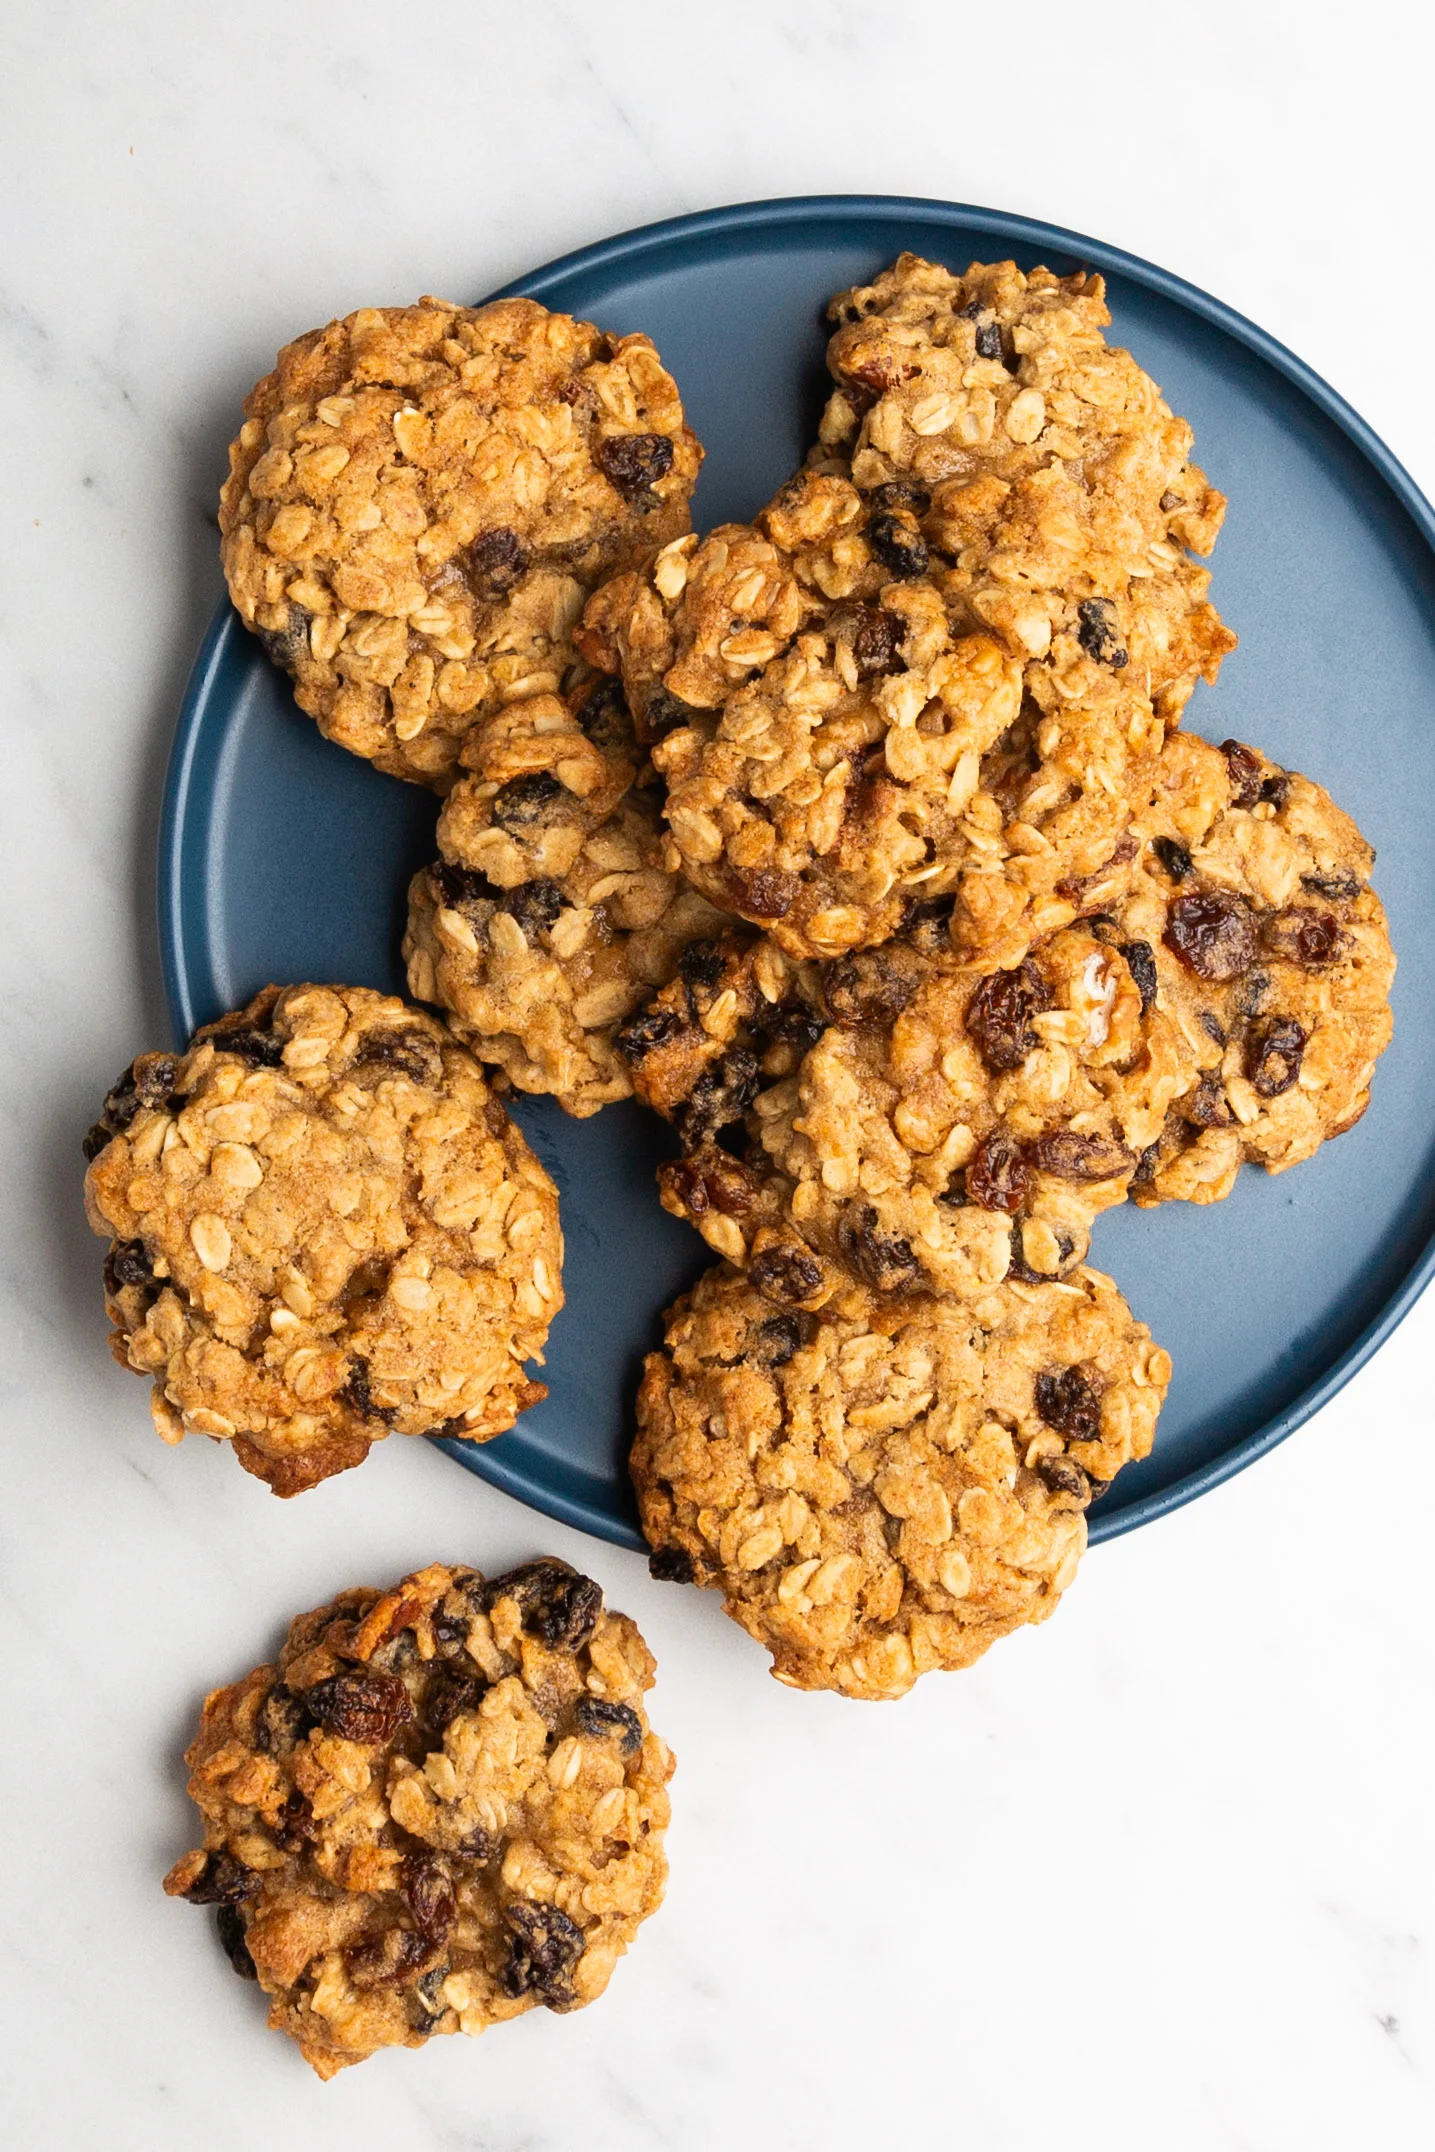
<box><xmin>633</xmin><ymin>1263</ymin><xmax>1168</xmax><ymax>1700</ymax></box>
<box><xmin>814</xmin><ymin>255</ymin><xmax>1235</xmax><ymax>726</ymax></box>
<box><xmin>221</xmin><ymin>296</ymin><xmax>702</xmax><ymax>787</ymax></box>
<box><xmin>83</xmin><ymin>984</ymin><xmax>563</xmax><ymax>1491</ymax></box>
<box><xmin>163</xmin><ymin>1559</ymin><xmax>673</xmax><ymax>2076</ymax></box>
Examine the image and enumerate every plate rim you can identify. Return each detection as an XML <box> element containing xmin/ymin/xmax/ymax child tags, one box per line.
<box><xmin>160</xmin><ymin>191</ymin><xmax>1435</xmax><ymax>1553</ymax></box>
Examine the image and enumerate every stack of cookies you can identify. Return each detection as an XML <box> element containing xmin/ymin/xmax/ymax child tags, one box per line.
<box><xmin>79</xmin><ymin>260</ymin><xmax>1395</xmax><ymax>2071</ymax></box>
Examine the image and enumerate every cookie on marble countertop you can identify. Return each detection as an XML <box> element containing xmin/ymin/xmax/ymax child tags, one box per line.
<box><xmin>83</xmin><ymin>984</ymin><xmax>563</xmax><ymax>1493</ymax></box>
<box><xmin>633</xmin><ymin>1262</ymin><xmax>1169</xmax><ymax>1700</ymax></box>
<box><xmin>221</xmin><ymin>296</ymin><xmax>702</xmax><ymax>788</ymax></box>
<box><xmin>164</xmin><ymin>1558</ymin><xmax>673</xmax><ymax>2077</ymax></box>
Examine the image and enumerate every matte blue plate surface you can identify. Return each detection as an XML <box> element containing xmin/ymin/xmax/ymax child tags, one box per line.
<box><xmin>161</xmin><ymin>196</ymin><xmax>1435</xmax><ymax>1551</ymax></box>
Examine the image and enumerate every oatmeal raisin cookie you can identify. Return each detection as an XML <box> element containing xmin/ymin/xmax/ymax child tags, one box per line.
<box><xmin>579</xmin><ymin>467</ymin><xmax>1162</xmax><ymax>964</ymax></box>
<box><xmin>163</xmin><ymin>1559</ymin><xmax>672</xmax><ymax>2075</ymax></box>
<box><xmin>83</xmin><ymin>985</ymin><xmax>563</xmax><ymax>1492</ymax></box>
<box><xmin>221</xmin><ymin>297</ymin><xmax>702</xmax><ymax>788</ymax></box>
<box><xmin>617</xmin><ymin>916</ymin><xmax>1192</xmax><ymax>1300</ymax></box>
<box><xmin>633</xmin><ymin>1263</ymin><xmax>1169</xmax><ymax>1699</ymax></box>
<box><xmin>403</xmin><ymin>675</ymin><xmax>730</xmax><ymax>1114</ymax></box>
<box><xmin>1127</xmin><ymin>733</ymin><xmax>1395</xmax><ymax>1205</ymax></box>
<box><xmin>816</xmin><ymin>255</ymin><xmax>1236</xmax><ymax>725</ymax></box>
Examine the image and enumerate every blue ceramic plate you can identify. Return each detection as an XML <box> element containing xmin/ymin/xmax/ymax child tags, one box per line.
<box><xmin>161</xmin><ymin>196</ymin><xmax>1435</xmax><ymax>1552</ymax></box>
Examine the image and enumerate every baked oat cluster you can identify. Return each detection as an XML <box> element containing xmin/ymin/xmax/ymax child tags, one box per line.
<box><xmin>633</xmin><ymin>1263</ymin><xmax>1169</xmax><ymax>1698</ymax></box>
<box><xmin>164</xmin><ymin>1559</ymin><xmax>672</xmax><ymax>2076</ymax></box>
<box><xmin>221</xmin><ymin>297</ymin><xmax>701</xmax><ymax>788</ymax></box>
<box><xmin>83</xmin><ymin>985</ymin><xmax>563</xmax><ymax>1493</ymax></box>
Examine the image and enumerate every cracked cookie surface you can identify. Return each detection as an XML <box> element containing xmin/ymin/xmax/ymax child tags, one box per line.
<box><xmin>633</xmin><ymin>1263</ymin><xmax>1168</xmax><ymax>1699</ymax></box>
<box><xmin>579</xmin><ymin>467</ymin><xmax>1162</xmax><ymax>965</ymax></box>
<box><xmin>815</xmin><ymin>254</ymin><xmax>1235</xmax><ymax>727</ymax></box>
<box><xmin>404</xmin><ymin>676</ymin><xmax>728</xmax><ymax>1114</ymax></box>
<box><xmin>83</xmin><ymin>985</ymin><xmax>563</xmax><ymax>1492</ymax></box>
<box><xmin>221</xmin><ymin>297</ymin><xmax>702</xmax><ymax>787</ymax></box>
<box><xmin>163</xmin><ymin>1559</ymin><xmax>672</xmax><ymax>2076</ymax></box>
<box><xmin>1127</xmin><ymin>733</ymin><xmax>1394</xmax><ymax>1205</ymax></box>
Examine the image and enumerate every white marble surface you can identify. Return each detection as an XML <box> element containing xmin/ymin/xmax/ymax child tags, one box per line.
<box><xmin>4</xmin><ymin>3</ymin><xmax>1434</xmax><ymax>2144</ymax></box>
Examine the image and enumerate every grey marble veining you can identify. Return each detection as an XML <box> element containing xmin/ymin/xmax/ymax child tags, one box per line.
<box><xmin>3</xmin><ymin>3</ymin><xmax>1434</xmax><ymax>2146</ymax></box>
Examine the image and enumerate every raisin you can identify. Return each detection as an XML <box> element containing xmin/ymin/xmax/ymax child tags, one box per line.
<box><xmin>271</xmin><ymin>1788</ymin><xmax>314</xmax><ymax>1852</ymax></box>
<box><xmin>1034</xmin><ymin>1366</ymin><xmax>1102</xmax><ymax>1443</ymax></box>
<box><xmin>965</xmin><ymin>960</ymin><xmax>1052</xmax><ymax>1072</ymax></box>
<box><xmin>458</xmin><ymin>1825</ymin><xmax>496</xmax><ymax>1860</ymax></box>
<box><xmin>82</xmin><ymin>1122</ymin><xmax>113</xmax><ymax>1161</ymax></box>
<box><xmin>595</xmin><ymin>432</ymin><xmax>675</xmax><ymax>500</ymax></box>
<box><xmin>1301</xmin><ymin>870</ymin><xmax>1360</xmax><ymax>902</ymax></box>
<box><xmin>1076</xmin><ymin>598</ymin><xmax>1128</xmax><ymax>668</ymax></box>
<box><xmin>1151</xmin><ymin>836</ymin><xmax>1194</xmax><ymax>882</ymax></box>
<box><xmin>1121</xmin><ymin>939</ymin><xmax>1158</xmax><ymax>1016</ymax></box>
<box><xmin>752</xmin><ymin>1312</ymin><xmax>812</xmax><ymax>1367</ymax></box>
<box><xmin>1131</xmin><ymin>1141</ymin><xmax>1161</xmax><ymax>1186</ymax></box>
<box><xmin>822</xmin><ymin>945</ymin><xmax>920</xmax><ymax>1027</ymax></box>
<box><xmin>614</xmin><ymin>1005</ymin><xmax>684</xmax><ymax>1061</ymax></box>
<box><xmin>678</xmin><ymin>939</ymin><xmax>726</xmax><ymax>995</ymax></box>
<box><xmin>354</xmin><ymin>1026</ymin><xmax>443</xmax><ymax>1086</ymax></box>
<box><xmin>484</xmin><ymin>1560</ymin><xmax>603</xmax><ymax>1650</ymax></box>
<box><xmin>215</xmin><ymin>1028</ymin><xmax>285</xmax><ymax>1069</ymax></box>
<box><xmin>1164</xmin><ymin>889</ymin><xmax>1258</xmax><ymax>981</ymax></box>
<box><xmin>254</xmin><ymin>1682</ymin><xmax>310</xmax><ymax>1755</ymax></box>
<box><xmin>851</xmin><ymin>604</ymin><xmax>904</xmax><ymax>674</ymax></box>
<box><xmin>178</xmin><ymin>1852</ymin><xmax>261</xmax><ymax>1906</ymax></box>
<box><xmin>216</xmin><ymin>1904</ymin><xmax>258</xmax><ymax>1980</ymax></box>
<box><xmin>748</xmin><ymin>1243</ymin><xmax>825</xmax><ymax>1304</ymax></box>
<box><xmin>1222</xmin><ymin>740</ymin><xmax>1266</xmax><ymax>809</ymax></box>
<box><xmin>256</xmin><ymin>607</ymin><xmax>311</xmax><ymax>670</ymax></box>
<box><xmin>1026</xmin><ymin>1132</ymin><xmax>1136</xmax><ymax>1182</ymax></box>
<box><xmin>641</xmin><ymin>686</ymin><xmax>704</xmax><ymax>737</ymax></box>
<box><xmin>1246</xmin><ymin>1017</ymin><xmax>1306</xmax><ymax>1098</ymax></box>
<box><xmin>430</xmin><ymin>1611</ymin><xmax>468</xmax><ymax>1650</ymax></box>
<box><xmin>966</xmin><ymin>1130</ymin><xmax>1030</xmax><ymax>1213</ymax></box>
<box><xmin>1261</xmin><ymin>906</ymin><xmax>1344</xmax><ymax>969</ymax></box>
<box><xmin>501</xmin><ymin>1899</ymin><xmax>585</xmax><ymax>2006</ymax></box>
<box><xmin>974</xmin><ymin>319</ymin><xmax>1004</xmax><ymax>361</ymax></box>
<box><xmin>867</xmin><ymin>480</ymin><xmax>931</xmax><ymax>516</ymax></box>
<box><xmin>493</xmin><ymin>772</ymin><xmax>565</xmax><ymax>830</ymax></box>
<box><xmin>1200</xmin><ymin>1011</ymin><xmax>1227</xmax><ymax>1046</ymax></box>
<box><xmin>1261</xmin><ymin>774</ymin><xmax>1291</xmax><ymax>808</ymax></box>
<box><xmin>575</xmin><ymin>677</ymin><xmax>631</xmax><ymax>754</ymax></box>
<box><xmin>432</xmin><ymin>860</ymin><xmax>496</xmax><ymax>910</ymax></box>
<box><xmin>1007</xmin><ymin>1221</ymin><xmax>1074</xmax><ymax>1284</ymax></box>
<box><xmin>766</xmin><ymin>1001</ymin><xmax>825</xmax><ymax>1056</ymax></box>
<box><xmin>838</xmin><ymin>1204</ymin><xmax>920</xmax><ymax>1292</ymax></box>
<box><xmin>104</xmin><ymin>1239</ymin><xmax>154</xmax><ymax>1295</ymax></box>
<box><xmin>729</xmin><ymin>865</ymin><xmax>799</xmax><ymax>920</ymax></box>
<box><xmin>426</xmin><ymin>1662</ymin><xmax>486</xmax><ymax>1740</ymax></box>
<box><xmin>100</xmin><ymin>1053</ymin><xmax>179</xmax><ymax>1132</ymax></box>
<box><xmin>346</xmin><ymin>1927</ymin><xmax>431</xmax><ymax>1990</ymax></box>
<box><xmin>1185</xmin><ymin>1076</ymin><xmax>1235</xmax><ymax>1128</ymax></box>
<box><xmin>404</xmin><ymin>1856</ymin><xmax>457</xmax><ymax>1945</ymax></box>
<box><xmin>503</xmin><ymin>879</ymin><xmax>565</xmax><ymax>942</ymax></box>
<box><xmin>661</xmin><ymin>1150</ymin><xmax>759</xmax><ymax>1219</ymax></box>
<box><xmin>303</xmin><ymin>1669</ymin><xmax>414</xmax><ymax>1746</ymax></box>
<box><xmin>338</xmin><ymin>1357</ymin><xmax>390</xmax><ymax>1424</ymax></box>
<box><xmin>412</xmin><ymin>1965</ymin><xmax>451</xmax><ymax>2026</ymax></box>
<box><xmin>648</xmin><ymin>1546</ymin><xmax>695</xmax><ymax>1584</ymax></box>
<box><xmin>675</xmin><ymin>1051</ymin><xmax>760</xmax><ymax>1150</ymax></box>
<box><xmin>465</xmin><ymin>526</ymin><xmax>529</xmax><ymax>596</ymax></box>
<box><xmin>1036</xmin><ymin>1454</ymin><xmax>1092</xmax><ymax>1503</ymax></box>
<box><xmin>573</xmin><ymin>1698</ymin><xmax>644</xmax><ymax>1754</ymax></box>
<box><xmin>866</xmin><ymin>510</ymin><xmax>929</xmax><ymax>580</ymax></box>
